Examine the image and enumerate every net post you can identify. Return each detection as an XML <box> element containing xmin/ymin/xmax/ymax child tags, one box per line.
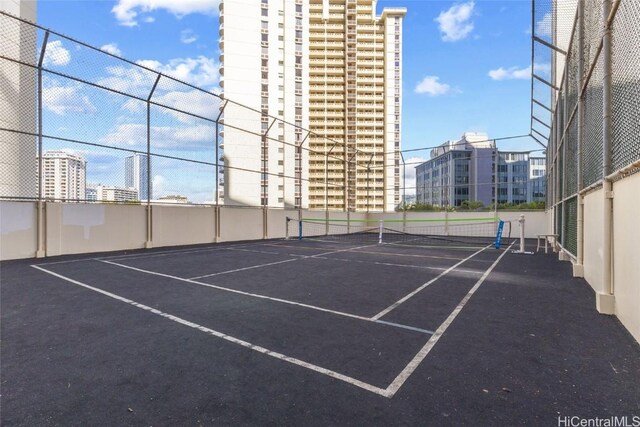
<box><xmin>285</xmin><ymin>217</ymin><xmax>290</xmax><ymax>240</ymax></box>
<box><xmin>518</xmin><ymin>214</ymin><xmax>525</xmax><ymax>252</ymax></box>
<box><xmin>494</xmin><ymin>220</ymin><xmax>505</xmax><ymax>249</ymax></box>
<box><xmin>378</xmin><ymin>220</ymin><xmax>383</xmax><ymax>244</ymax></box>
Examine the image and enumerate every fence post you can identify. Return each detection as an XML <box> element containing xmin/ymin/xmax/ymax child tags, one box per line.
<box><xmin>35</xmin><ymin>31</ymin><xmax>49</xmax><ymax>258</ymax></box>
<box><xmin>574</xmin><ymin>0</ymin><xmax>585</xmax><ymax>277</ymax></box>
<box><xmin>145</xmin><ymin>75</ymin><xmax>160</xmax><ymax>249</ymax></box>
<box><xmin>600</xmin><ymin>0</ymin><xmax>614</xmax><ymax>311</ymax></box>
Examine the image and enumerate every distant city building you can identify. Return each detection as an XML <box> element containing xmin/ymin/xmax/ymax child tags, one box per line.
<box><xmin>40</xmin><ymin>151</ymin><xmax>87</xmax><ymax>201</ymax></box>
<box><xmin>156</xmin><ymin>195</ymin><xmax>189</xmax><ymax>204</ymax></box>
<box><xmin>85</xmin><ymin>185</ymin><xmax>98</xmax><ymax>201</ymax></box>
<box><xmin>495</xmin><ymin>152</ymin><xmax>546</xmax><ymax>204</ymax></box>
<box><xmin>125</xmin><ymin>154</ymin><xmax>151</xmax><ymax>200</ymax></box>
<box><xmin>0</xmin><ymin>1</ymin><xmax>37</xmax><ymax>199</ymax></box>
<box><xmin>415</xmin><ymin>133</ymin><xmax>546</xmax><ymax>207</ymax></box>
<box><xmin>96</xmin><ymin>185</ymin><xmax>138</xmax><ymax>202</ymax></box>
<box><xmin>415</xmin><ymin>133</ymin><xmax>494</xmax><ymax>207</ymax></box>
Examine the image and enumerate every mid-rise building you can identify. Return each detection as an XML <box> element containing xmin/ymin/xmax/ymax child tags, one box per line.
<box><xmin>40</xmin><ymin>151</ymin><xmax>86</xmax><ymax>201</ymax></box>
<box><xmin>218</xmin><ymin>0</ymin><xmax>406</xmax><ymax>211</ymax></box>
<box><xmin>125</xmin><ymin>153</ymin><xmax>151</xmax><ymax>201</ymax></box>
<box><xmin>415</xmin><ymin>133</ymin><xmax>546</xmax><ymax>207</ymax></box>
<box><xmin>415</xmin><ymin>133</ymin><xmax>494</xmax><ymax>207</ymax></box>
<box><xmin>95</xmin><ymin>185</ymin><xmax>138</xmax><ymax>202</ymax></box>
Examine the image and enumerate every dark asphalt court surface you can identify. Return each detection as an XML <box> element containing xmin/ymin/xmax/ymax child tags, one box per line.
<box><xmin>1</xmin><ymin>238</ymin><xmax>639</xmax><ymax>425</ymax></box>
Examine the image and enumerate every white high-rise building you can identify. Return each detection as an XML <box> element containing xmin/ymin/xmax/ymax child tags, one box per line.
<box><xmin>219</xmin><ymin>0</ymin><xmax>405</xmax><ymax>211</ymax></box>
<box><xmin>40</xmin><ymin>151</ymin><xmax>86</xmax><ymax>201</ymax></box>
<box><xmin>219</xmin><ymin>0</ymin><xmax>309</xmax><ymax>208</ymax></box>
<box><xmin>0</xmin><ymin>1</ymin><xmax>38</xmax><ymax>199</ymax></box>
<box><xmin>125</xmin><ymin>153</ymin><xmax>151</xmax><ymax>200</ymax></box>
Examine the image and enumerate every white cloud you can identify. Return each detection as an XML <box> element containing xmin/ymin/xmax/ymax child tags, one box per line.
<box><xmin>152</xmin><ymin>175</ymin><xmax>167</xmax><ymax>194</ymax></box>
<box><xmin>43</xmin><ymin>84</ymin><xmax>97</xmax><ymax>115</ymax></box>
<box><xmin>98</xmin><ymin>56</ymin><xmax>219</xmax><ymax>99</ymax></box>
<box><xmin>180</xmin><ymin>29</ymin><xmax>198</xmax><ymax>44</ymax></box>
<box><xmin>152</xmin><ymin>89</ymin><xmax>221</xmax><ymax>121</ymax></box>
<box><xmin>43</xmin><ymin>40</ymin><xmax>71</xmax><ymax>66</ymax></box>
<box><xmin>143</xmin><ymin>16</ymin><xmax>155</xmax><ymax>23</ymax></box>
<box><xmin>488</xmin><ymin>63</ymin><xmax>551</xmax><ymax>81</ymax></box>
<box><xmin>435</xmin><ymin>1</ymin><xmax>475</xmax><ymax>42</ymax></box>
<box><xmin>536</xmin><ymin>12</ymin><xmax>552</xmax><ymax>37</ymax></box>
<box><xmin>415</xmin><ymin>76</ymin><xmax>451</xmax><ymax>96</ymax></box>
<box><xmin>101</xmin><ymin>123</ymin><xmax>216</xmax><ymax>149</ymax></box>
<box><xmin>100</xmin><ymin>43</ymin><xmax>122</xmax><ymax>56</ymax></box>
<box><xmin>137</xmin><ymin>56</ymin><xmax>219</xmax><ymax>88</ymax></box>
<box><xmin>112</xmin><ymin>0</ymin><xmax>219</xmax><ymax>27</ymax></box>
<box><xmin>401</xmin><ymin>157</ymin><xmax>426</xmax><ymax>196</ymax></box>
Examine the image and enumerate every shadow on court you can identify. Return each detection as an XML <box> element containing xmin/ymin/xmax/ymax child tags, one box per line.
<box><xmin>1</xmin><ymin>239</ymin><xmax>638</xmax><ymax>425</ymax></box>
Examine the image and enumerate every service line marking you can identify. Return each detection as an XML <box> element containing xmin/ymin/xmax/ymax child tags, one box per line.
<box><xmin>30</xmin><ymin>265</ymin><xmax>390</xmax><ymax>397</ymax></box>
<box><xmin>371</xmin><ymin>245</ymin><xmax>492</xmax><ymax>320</ymax></box>
<box><xmin>188</xmin><ymin>243</ymin><xmax>379</xmax><ymax>280</ymax></box>
<box><xmin>31</xmin><ymin>241</ymin><xmax>512</xmax><ymax>399</ymax></box>
<box><xmin>383</xmin><ymin>241</ymin><xmax>514</xmax><ymax>397</ymax></box>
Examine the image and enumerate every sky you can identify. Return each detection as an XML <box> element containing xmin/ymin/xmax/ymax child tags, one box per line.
<box><xmin>34</xmin><ymin>0</ymin><xmax>546</xmax><ymax>199</ymax></box>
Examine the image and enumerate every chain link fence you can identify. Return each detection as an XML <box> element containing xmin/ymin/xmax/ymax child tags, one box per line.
<box><xmin>535</xmin><ymin>0</ymin><xmax>640</xmax><ymax>257</ymax></box>
<box><xmin>0</xmin><ymin>11</ymin><xmax>393</xmax><ymax>211</ymax></box>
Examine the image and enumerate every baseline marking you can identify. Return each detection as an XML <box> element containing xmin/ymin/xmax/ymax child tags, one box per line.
<box><xmin>101</xmin><ymin>259</ymin><xmax>372</xmax><ymax>322</ymax></box>
<box><xmin>30</xmin><ymin>265</ymin><xmax>390</xmax><ymax>397</ymax></box>
<box><xmin>371</xmin><ymin>245</ymin><xmax>491</xmax><ymax>320</ymax></box>
<box><xmin>188</xmin><ymin>243</ymin><xmax>379</xmax><ymax>280</ymax></box>
<box><xmin>383</xmin><ymin>241</ymin><xmax>514</xmax><ymax>397</ymax></box>
<box><xmin>311</xmin><ymin>255</ymin><xmax>482</xmax><ymax>275</ymax></box>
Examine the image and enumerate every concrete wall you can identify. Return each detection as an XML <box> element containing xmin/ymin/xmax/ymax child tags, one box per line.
<box><xmin>153</xmin><ymin>205</ymin><xmax>215</xmax><ymax>248</ymax></box>
<box><xmin>612</xmin><ymin>174</ymin><xmax>640</xmax><ymax>342</ymax></box>
<box><xmin>45</xmin><ymin>203</ymin><xmax>147</xmax><ymax>256</ymax></box>
<box><xmin>218</xmin><ymin>207</ymin><xmax>264</xmax><ymax>242</ymax></box>
<box><xmin>0</xmin><ymin>201</ymin><xmax>37</xmax><ymax>260</ymax></box>
<box><xmin>583</xmin><ymin>189</ymin><xmax>605</xmax><ymax>294</ymax></box>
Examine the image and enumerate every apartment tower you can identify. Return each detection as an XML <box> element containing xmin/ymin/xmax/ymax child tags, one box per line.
<box><xmin>218</xmin><ymin>0</ymin><xmax>310</xmax><ymax>208</ymax></box>
<box><xmin>308</xmin><ymin>0</ymin><xmax>405</xmax><ymax>211</ymax></box>
<box><xmin>40</xmin><ymin>151</ymin><xmax>86</xmax><ymax>201</ymax></box>
<box><xmin>125</xmin><ymin>153</ymin><xmax>151</xmax><ymax>200</ymax></box>
<box><xmin>219</xmin><ymin>0</ymin><xmax>405</xmax><ymax>211</ymax></box>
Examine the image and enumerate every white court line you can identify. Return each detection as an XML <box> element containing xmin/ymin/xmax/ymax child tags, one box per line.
<box><xmin>226</xmin><ymin>247</ymin><xmax>304</xmax><ymax>256</ymax></box>
<box><xmin>189</xmin><ymin>258</ymin><xmax>300</xmax><ymax>280</ymax></box>
<box><xmin>374</xmin><ymin>320</ymin><xmax>434</xmax><ymax>335</ymax></box>
<box><xmin>30</xmin><ymin>265</ymin><xmax>390</xmax><ymax>398</ymax></box>
<box><xmin>371</xmin><ymin>245</ymin><xmax>491</xmax><ymax>320</ymax></box>
<box><xmin>383</xmin><ymin>241</ymin><xmax>514</xmax><ymax>397</ymax></box>
<box><xmin>311</xmin><ymin>255</ymin><xmax>482</xmax><ymax>275</ymax></box>
<box><xmin>100</xmin><ymin>259</ymin><xmax>373</xmax><ymax>323</ymax></box>
<box><xmin>188</xmin><ymin>243</ymin><xmax>378</xmax><ymax>280</ymax></box>
<box><xmin>30</xmin><ymin>242</ymin><xmax>512</xmax><ymax>399</ymax></box>
<box><xmin>264</xmin><ymin>243</ymin><xmax>475</xmax><ymax>262</ymax></box>
<box><xmin>384</xmin><ymin>242</ymin><xmax>487</xmax><ymax>251</ymax></box>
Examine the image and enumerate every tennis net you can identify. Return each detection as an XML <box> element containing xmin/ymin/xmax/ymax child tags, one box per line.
<box><xmin>286</xmin><ymin>217</ymin><xmax>512</xmax><ymax>249</ymax></box>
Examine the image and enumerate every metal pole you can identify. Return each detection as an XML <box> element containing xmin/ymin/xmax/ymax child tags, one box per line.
<box><xmin>494</xmin><ymin>145</ymin><xmax>499</xmax><ymax>219</ymax></box>
<box><xmin>36</xmin><ymin>31</ymin><xmax>49</xmax><ymax>258</ymax></box>
<box><xmin>575</xmin><ymin>0</ymin><xmax>585</xmax><ymax>274</ymax></box>
<box><xmin>145</xmin><ymin>74</ymin><xmax>161</xmax><ymax>249</ymax></box>
<box><xmin>602</xmin><ymin>0</ymin><xmax>613</xmax><ymax>299</ymax></box>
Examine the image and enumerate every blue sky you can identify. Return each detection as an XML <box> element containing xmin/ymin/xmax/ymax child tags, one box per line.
<box><xmin>35</xmin><ymin>0</ymin><xmax>544</xmax><ymax>199</ymax></box>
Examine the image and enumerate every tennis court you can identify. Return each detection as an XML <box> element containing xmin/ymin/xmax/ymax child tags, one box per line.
<box><xmin>2</xmin><ymin>218</ymin><xmax>639</xmax><ymax>425</ymax></box>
